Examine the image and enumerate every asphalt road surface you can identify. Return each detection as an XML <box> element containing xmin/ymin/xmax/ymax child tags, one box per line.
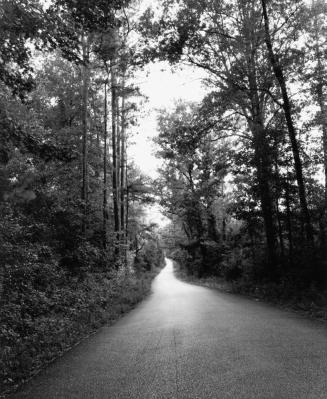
<box><xmin>11</xmin><ymin>258</ymin><xmax>327</xmax><ymax>399</ymax></box>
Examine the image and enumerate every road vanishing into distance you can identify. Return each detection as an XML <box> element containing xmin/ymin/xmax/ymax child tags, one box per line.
<box><xmin>11</xmin><ymin>258</ymin><xmax>327</xmax><ymax>399</ymax></box>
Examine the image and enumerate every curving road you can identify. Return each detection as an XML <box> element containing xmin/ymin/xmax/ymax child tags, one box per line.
<box><xmin>11</xmin><ymin>258</ymin><xmax>327</xmax><ymax>399</ymax></box>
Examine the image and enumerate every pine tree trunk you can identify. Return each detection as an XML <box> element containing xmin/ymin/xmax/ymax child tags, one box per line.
<box><xmin>103</xmin><ymin>80</ymin><xmax>108</xmax><ymax>249</ymax></box>
<box><xmin>111</xmin><ymin>60</ymin><xmax>120</xmax><ymax>256</ymax></box>
<box><xmin>261</xmin><ymin>0</ymin><xmax>313</xmax><ymax>243</ymax></box>
<box><xmin>81</xmin><ymin>35</ymin><xmax>90</xmax><ymax>237</ymax></box>
<box><xmin>91</xmin><ymin>93</ymin><xmax>100</xmax><ymax>153</ymax></box>
<box><xmin>116</xmin><ymin>89</ymin><xmax>121</xmax><ymax>249</ymax></box>
<box><xmin>252</xmin><ymin>127</ymin><xmax>278</xmax><ymax>267</ymax></box>
<box><xmin>126</xmin><ymin>170</ymin><xmax>129</xmax><ymax>236</ymax></box>
<box><xmin>120</xmin><ymin>79</ymin><xmax>127</xmax><ymax>249</ymax></box>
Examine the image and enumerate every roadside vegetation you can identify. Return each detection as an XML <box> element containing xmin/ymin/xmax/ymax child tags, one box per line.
<box><xmin>174</xmin><ymin>260</ymin><xmax>327</xmax><ymax>321</ymax></box>
<box><xmin>0</xmin><ymin>262</ymin><xmax>162</xmax><ymax>396</ymax></box>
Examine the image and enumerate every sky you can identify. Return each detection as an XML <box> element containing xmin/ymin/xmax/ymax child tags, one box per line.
<box><xmin>127</xmin><ymin>61</ymin><xmax>207</xmax><ymax>227</ymax></box>
<box><xmin>128</xmin><ymin>61</ymin><xmax>207</xmax><ymax>178</ymax></box>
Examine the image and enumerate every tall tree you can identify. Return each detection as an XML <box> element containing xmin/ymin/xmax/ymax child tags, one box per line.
<box><xmin>111</xmin><ymin>56</ymin><xmax>121</xmax><ymax>250</ymax></box>
<box><xmin>120</xmin><ymin>73</ymin><xmax>127</xmax><ymax>248</ymax></box>
<box><xmin>140</xmin><ymin>0</ymin><xmax>281</xmax><ymax>266</ymax></box>
<box><xmin>81</xmin><ymin>35</ymin><xmax>91</xmax><ymax>235</ymax></box>
<box><xmin>260</xmin><ymin>0</ymin><xmax>313</xmax><ymax>242</ymax></box>
<box><xmin>103</xmin><ymin>79</ymin><xmax>109</xmax><ymax>248</ymax></box>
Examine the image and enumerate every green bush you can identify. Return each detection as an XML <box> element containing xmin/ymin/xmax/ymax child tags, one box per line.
<box><xmin>134</xmin><ymin>241</ymin><xmax>165</xmax><ymax>272</ymax></box>
<box><xmin>0</xmin><ymin>265</ymin><xmax>160</xmax><ymax>394</ymax></box>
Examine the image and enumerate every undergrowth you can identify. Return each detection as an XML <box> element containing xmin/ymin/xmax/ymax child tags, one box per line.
<box><xmin>174</xmin><ymin>261</ymin><xmax>327</xmax><ymax>321</ymax></box>
<box><xmin>0</xmin><ymin>265</ymin><xmax>161</xmax><ymax>397</ymax></box>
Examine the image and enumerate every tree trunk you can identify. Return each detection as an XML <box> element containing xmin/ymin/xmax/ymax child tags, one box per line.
<box><xmin>261</xmin><ymin>0</ymin><xmax>313</xmax><ymax>243</ymax></box>
<box><xmin>126</xmin><ymin>172</ymin><xmax>129</xmax><ymax>237</ymax></box>
<box><xmin>103</xmin><ymin>80</ymin><xmax>108</xmax><ymax>249</ymax></box>
<box><xmin>312</xmin><ymin>0</ymin><xmax>327</xmax><ymax>203</ymax></box>
<box><xmin>91</xmin><ymin>92</ymin><xmax>100</xmax><ymax>153</ymax></box>
<box><xmin>312</xmin><ymin>5</ymin><xmax>327</xmax><ymax>258</ymax></box>
<box><xmin>285</xmin><ymin>176</ymin><xmax>294</xmax><ymax>265</ymax></box>
<box><xmin>116</xmin><ymin>88</ymin><xmax>121</xmax><ymax>249</ymax></box>
<box><xmin>247</xmin><ymin>74</ymin><xmax>277</xmax><ymax>268</ymax></box>
<box><xmin>252</xmin><ymin>126</ymin><xmax>278</xmax><ymax>267</ymax></box>
<box><xmin>120</xmin><ymin>76</ymin><xmax>127</xmax><ymax>249</ymax></box>
<box><xmin>111</xmin><ymin>60</ymin><xmax>120</xmax><ymax>255</ymax></box>
<box><xmin>81</xmin><ymin>35</ymin><xmax>90</xmax><ymax>237</ymax></box>
<box><xmin>274</xmin><ymin>155</ymin><xmax>285</xmax><ymax>258</ymax></box>
<box><xmin>241</xmin><ymin>1</ymin><xmax>278</xmax><ymax>269</ymax></box>
<box><xmin>222</xmin><ymin>217</ymin><xmax>226</xmax><ymax>242</ymax></box>
<box><xmin>276</xmin><ymin>198</ymin><xmax>285</xmax><ymax>259</ymax></box>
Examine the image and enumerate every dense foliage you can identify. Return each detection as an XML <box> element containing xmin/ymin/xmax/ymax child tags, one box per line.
<box><xmin>0</xmin><ymin>0</ymin><xmax>164</xmax><ymax>393</ymax></box>
<box><xmin>147</xmin><ymin>0</ymin><xmax>327</xmax><ymax>289</ymax></box>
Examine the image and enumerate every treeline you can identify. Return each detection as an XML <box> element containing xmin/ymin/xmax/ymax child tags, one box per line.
<box><xmin>0</xmin><ymin>0</ymin><xmax>163</xmax><ymax>392</ymax></box>
<box><xmin>143</xmin><ymin>0</ymin><xmax>327</xmax><ymax>288</ymax></box>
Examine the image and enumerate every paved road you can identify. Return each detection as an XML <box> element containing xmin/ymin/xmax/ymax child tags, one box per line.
<box><xmin>11</xmin><ymin>258</ymin><xmax>327</xmax><ymax>399</ymax></box>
